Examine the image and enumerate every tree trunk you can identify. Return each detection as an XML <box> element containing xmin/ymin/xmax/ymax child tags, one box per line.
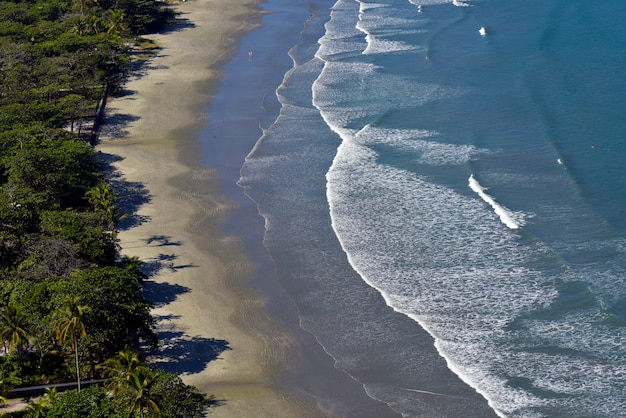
<box><xmin>75</xmin><ymin>337</ymin><xmax>81</xmax><ymax>392</ymax></box>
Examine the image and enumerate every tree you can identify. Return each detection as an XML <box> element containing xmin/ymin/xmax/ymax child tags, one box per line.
<box><xmin>53</xmin><ymin>296</ymin><xmax>90</xmax><ymax>391</ymax></box>
<box><xmin>39</xmin><ymin>209</ymin><xmax>118</xmax><ymax>266</ymax></box>
<box><xmin>106</xmin><ymin>9</ymin><xmax>127</xmax><ymax>35</ymax></box>
<box><xmin>0</xmin><ymin>305</ymin><xmax>33</xmax><ymax>353</ymax></box>
<box><xmin>84</xmin><ymin>182</ymin><xmax>126</xmax><ymax>230</ymax></box>
<box><xmin>100</xmin><ymin>354</ymin><xmax>161</xmax><ymax>418</ymax></box>
<box><xmin>26</xmin><ymin>387</ymin><xmax>58</xmax><ymax>417</ymax></box>
<box><xmin>45</xmin><ymin>385</ymin><xmax>126</xmax><ymax>418</ymax></box>
<box><xmin>58</xmin><ymin>93</ymin><xmax>91</xmax><ymax>132</ymax></box>
<box><xmin>151</xmin><ymin>370</ymin><xmax>212</xmax><ymax>418</ymax></box>
<box><xmin>101</xmin><ymin>355</ymin><xmax>211</xmax><ymax>418</ymax></box>
<box><xmin>0</xmin><ymin>379</ymin><xmax>9</xmax><ymax>406</ymax></box>
<box><xmin>6</xmin><ymin>139</ymin><xmax>101</xmax><ymax>210</ymax></box>
<box><xmin>56</xmin><ymin>267</ymin><xmax>156</xmax><ymax>356</ymax></box>
<box><xmin>26</xmin><ymin>397</ymin><xmax>50</xmax><ymax>418</ymax></box>
<box><xmin>99</xmin><ymin>349</ymin><xmax>147</xmax><ymax>397</ymax></box>
<box><xmin>120</xmin><ymin>366</ymin><xmax>160</xmax><ymax>418</ymax></box>
<box><xmin>84</xmin><ymin>182</ymin><xmax>115</xmax><ymax>212</ymax></box>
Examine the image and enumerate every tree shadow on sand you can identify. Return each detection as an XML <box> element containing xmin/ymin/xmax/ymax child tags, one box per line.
<box><xmin>139</xmin><ymin>253</ymin><xmax>198</xmax><ymax>277</ymax></box>
<box><xmin>94</xmin><ymin>14</ymin><xmax>196</xmax><ymax>142</ymax></box>
<box><xmin>149</xmin><ymin>331</ymin><xmax>231</xmax><ymax>375</ymax></box>
<box><xmin>160</xmin><ymin>14</ymin><xmax>196</xmax><ymax>34</ymax></box>
<box><xmin>97</xmin><ymin>112</ymin><xmax>140</xmax><ymax>140</ymax></box>
<box><xmin>143</xmin><ymin>280</ymin><xmax>191</xmax><ymax>308</ymax></box>
<box><xmin>97</xmin><ymin>152</ymin><xmax>152</xmax><ymax>229</ymax></box>
<box><xmin>145</xmin><ymin>235</ymin><xmax>182</xmax><ymax>247</ymax></box>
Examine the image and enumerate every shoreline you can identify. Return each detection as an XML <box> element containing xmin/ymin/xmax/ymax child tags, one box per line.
<box><xmin>97</xmin><ymin>0</ymin><xmax>326</xmax><ymax>415</ymax></box>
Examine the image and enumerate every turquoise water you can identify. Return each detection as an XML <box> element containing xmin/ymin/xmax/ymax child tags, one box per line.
<box><xmin>234</xmin><ymin>0</ymin><xmax>626</xmax><ymax>416</ymax></box>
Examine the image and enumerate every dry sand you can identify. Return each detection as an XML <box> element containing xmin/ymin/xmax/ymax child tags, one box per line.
<box><xmin>98</xmin><ymin>0</ymin><xmax>325</xmax><ymax>416</ymax></box>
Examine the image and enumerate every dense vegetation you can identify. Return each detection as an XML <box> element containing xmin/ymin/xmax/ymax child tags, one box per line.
<box><xmin>0</xmin><ymin>0</ymin><xmax>211</xmax><ymax>415</ymax></box>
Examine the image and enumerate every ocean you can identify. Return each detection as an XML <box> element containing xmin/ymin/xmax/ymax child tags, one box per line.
<box><xmin>204</xmin><ymin>0</ymin><xmax>626</xmax><ymax>416</ymax></box>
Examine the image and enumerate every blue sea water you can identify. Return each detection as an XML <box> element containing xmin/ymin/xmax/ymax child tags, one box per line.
<box><xmin>234</xmin><ymin>0</ymin><xmax>626</xmax><ymax>416</ymax></box>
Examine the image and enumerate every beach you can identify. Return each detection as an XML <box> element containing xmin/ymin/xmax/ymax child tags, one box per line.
<box><xmin>96</xmin><ymin>0</ymin><xmax>325</xmax><ymax>415</ymax></box>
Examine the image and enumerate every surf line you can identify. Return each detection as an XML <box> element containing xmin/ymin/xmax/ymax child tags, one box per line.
<box><xmin>468</xmin><ymin>175</ymin><xmax>522</xmax><ymax>229</ymax></box>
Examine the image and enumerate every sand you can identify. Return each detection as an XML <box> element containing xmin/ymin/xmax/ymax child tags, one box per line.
<box><xmin>97</xmin><ymin>0</ymin><xmax>325</xmax><ymax>416</ymax></box>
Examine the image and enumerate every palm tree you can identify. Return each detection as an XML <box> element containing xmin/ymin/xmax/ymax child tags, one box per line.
<box><xmin>43</xmin><ymin>387</ymin><xmax>59</xmax><ymax>405</ymax></box>
<box><xmin>99</xmin><ymin>349</ymin><xmax>147</xmax><ymax>397</ymax></box>
<box><xmin>85</xmin><ymin>183</ymin><xmax>115</xmax><ymax>212</ymax></box>
<box><xmin>26</xmin><ymin>397</ymin><xmax>49</xmax><ymax>418</ymax></box>
<box><xmin>99</xmin><ymin>351</ymin><xmax>161</xmax><ymax>418</ymax></box>
<box><xmin>54</xmin><ymin>296</ymin><xmax>91</xmax><ymax>391</ymax></box>
<box><xmin>84</xmin><ymin>183</ymin><xmax>126</xmax><ymax>230</ymax></box>
<box><xmin>0</xmin><ymin>380</ymin><xmax>10</xmax><ymax>407</ymax></box>
<box><xmin>0</xmin><ymin>305</ymin><xmax>34</xmax><ymax>353</ymax></box>
<box><xmin>26</xmin><ymin>387</ymin><xmax>58</xmax><ymax>416</ymax></box>
<box><xmin>107</xmin><ymin>9</ymin><xmax>127</xmax><ymax>35</ymax></box>
<box><xmin>72</xmin><ymin>16</ymin><xmax>89</xmax><ymax>35</ymax></box>
<box><xmin>87</xmin><ymin>14</ymin><xmax>103</xmax><ymax>34</ymax></box>
<box><xmin>121</xmin><ymin>367</ymin><xmax>160</xmax><ymax>418</ymax></box>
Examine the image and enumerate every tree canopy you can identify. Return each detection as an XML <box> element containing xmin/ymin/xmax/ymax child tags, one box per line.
<box><xmin>0</xmin><ymin>0</ymin><xmax>210</xmax><ymax>415</ymax></box>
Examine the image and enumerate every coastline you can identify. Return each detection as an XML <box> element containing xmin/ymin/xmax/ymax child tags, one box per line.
<box><xmin>97</xmin><ymin>0</ymin><xmax>325</xmax><ymax>415</ymax></box>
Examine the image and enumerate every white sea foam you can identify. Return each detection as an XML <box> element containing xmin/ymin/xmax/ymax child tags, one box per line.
<box><xmin>357</xmin><ymin>1</ymin><xmax>423</xmax><ymax>54</ymax></box>
<box><xmin>363</xmin><ymin>36</ymin><xmax>419</xmax><ymax>54</ymax></box>
<box><xmin>323</xmin><ymin>135</ymin><xmax>557</xmax><ymax>415</ymax></box>
<box><xmin>469</xmin><ymin>174</ymin><xmax>525</xmax><ymax>229</ymax></box>
<box><xmin>408</xmin><ymin>0</ymin><xmax>454</xmax><ymax>5</ymax></box>
<box><xmin>316</xmin><ymin>0</ymin><xmax>366</xmax><ymax>60</ymax></box>
<box><xmin>358</xmin><ymin>1</ymin><xmax>390</xmax><ymax>11</ymax></box>
<box><xmin>355</xmin><ymin>125</ymin><xmax>489</xmax><ymax>165</ymax></box>
<box><xmin>310</xmin><ymin>0</ymin><xmax>626</xmax><ymax>416</ymax></box>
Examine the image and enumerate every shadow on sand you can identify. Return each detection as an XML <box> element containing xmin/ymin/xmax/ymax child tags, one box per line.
<box><xmin>134</xmin><ymin>237</ymin><xmax>230</xmax><ymax>381</ymax></box>
<box><xmin>139</xmin><ymin>253</ymin><xmax>198</xmax><ymax>277</ymax></box>
<box><xmin>150</xmin><ymin>330</ymin><xmax>231</xmax><ymax>375</ymax></box>
<box><xmin>98</xmin><ymin>152</ymin><xmax>152</xmax><ymax>229</ymax></box>
<box><xmin>144</xmin><ymin>280</ymin><xmax>191</xmax><ymax>308</ymax></box>
<box><xmin>97</xmin><ymin>11</ymin><xmax>230</xmax><ymax>409</ymax></box>
<box><xmin>95</xmin><ymin>13</ymin><xmax>196</xmax><ymax>143</ymax></box>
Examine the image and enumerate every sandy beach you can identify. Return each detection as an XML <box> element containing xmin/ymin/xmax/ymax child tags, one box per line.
<box><xmin>97</xmin><ymin>0</ymin><xmax>326</xmax><ymax>416</ymax></box>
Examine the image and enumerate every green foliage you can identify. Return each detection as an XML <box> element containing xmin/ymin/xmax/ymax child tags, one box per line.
<box><xmin>0</xmin><ymin>352</ymin><xmax>43</xmax><ymax>387</ymax></box>
<box><xmin>40</xmin><ymin>210</ymin><xmax>117</xmax><ymax>266</ymax></box>
<box><xmin>51</xmin><ymin>267</ymin><xmax>156</xmax><ymax>356</ymax></box>
<box><xmin>39</xmin><ymin>375</ymin><xmax>211</xmax><ymax>418</ymax></box>
<box><xmin>5</xmin><ymin>139</ymin><xmax>100</xmax><ymax>210</ymax></box>
<box><xmin>114</xmin><ymin>0</ymin><xmax>174</xmax><ymax>35</ymax></box>
<box><xmin>0</xmin><ymin>103</ymin><xmax>60</xmax><ymax>131</ymax></box>
<box><xmin>53</xmin><ymin>295</ymin><xmax>91</xmax><ymax>391</ymax></box>
<box><xmin>44</xmin><ymin>385</ymin><xmax>126</xmax><ymax>418</ymax></box>
<box><xmin>0</xmin><ymin>305</ymin><xmax>34</xmax><ymax>353</ymax></box>
<box><xmin>85</xmin><ymin>182</ymin><xmax>127</xmax><ymax>230</ymax></box>
<box><xmin>151</xmin><ymin>370</ymin><xmax>212</xmax><ymax>418</ymax></box>
<box><xmin>100</xmin><ymin>351</ymin><xmax>211</xmax><ymax>417</ymax></box>
<box><xmin>53</xmin><ymin>296</ymin><xmax>90</xmax><ymax>349</ymax></box>
<box><xmin>0</xmin><ymin>1</ymin><xmax>212</xmax><ymax>414</ymax></box>
<box><xmin>0</xmin><ymin>191</ymin><xmax>39</xmax><ymax>234</ymax></box>
<box><xmin>0</xmin><ymin>353</ymin><xmax>26</xmax><ymax>388</ymax></box>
